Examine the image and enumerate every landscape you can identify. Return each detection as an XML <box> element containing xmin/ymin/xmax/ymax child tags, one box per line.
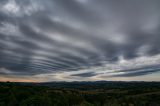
<box><xmin>1</xmin><ymin>0</ymin><xmax>160</xmax><ymax>106</ymax></box>
<box><xmin>0</xmin><ymin>81</ymin><xmax>160</xmax><ymax>106</ymax></box>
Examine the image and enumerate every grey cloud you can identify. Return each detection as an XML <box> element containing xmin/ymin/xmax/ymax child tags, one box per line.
<box><xmin>108</xmin><ymin>65</ymin><xmax>160</xmax><ymax>77</ymax></box>
<box><xmin>111</xmin><ymin>68</ymin><xmax>160</xmax><ymax>77</ymax></box>
<box><xmin>71</xmin><ymin>72</ymin><xmax>96</xmax><ymax>77</ymax></box>
<box><xmin>0</xmin><ymin>0</ymin><xmax>160</xmax><ymax>81</ymax></box>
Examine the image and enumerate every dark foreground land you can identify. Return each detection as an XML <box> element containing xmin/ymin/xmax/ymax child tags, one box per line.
<box><xmin>0</xmin><ymin>81</ymin><xmax>160</xmax><ymax>106</ymax></box>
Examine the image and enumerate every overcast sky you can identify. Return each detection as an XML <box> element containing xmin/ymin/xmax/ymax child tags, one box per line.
<box><xmin>0</xmin><ymin>0</ymin><xmax>160</xmax><ymax>82</ymax></box>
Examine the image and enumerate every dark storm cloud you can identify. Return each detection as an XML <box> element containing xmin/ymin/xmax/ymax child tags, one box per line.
<box><xmin>0</xmin><ymin>0</ymin><xmax>160</xmax><ymax>81</ymax></box>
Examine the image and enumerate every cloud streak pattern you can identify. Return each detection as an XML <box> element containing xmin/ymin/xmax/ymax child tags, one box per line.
<box><xmin>0</xmin><ymin>0</ymin><xmax>160</xmax><ymax>81</ymax></box>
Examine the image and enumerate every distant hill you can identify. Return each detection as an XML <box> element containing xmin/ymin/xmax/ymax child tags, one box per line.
<box><xmin>0</xmin><ymin>81</ymin><xmax>160</xmax><ymax>106</ymax></box>
<box><xmin>1</xmin><ymin>81</ymin><xmax>160</xmax><ymax>90</ymax></box>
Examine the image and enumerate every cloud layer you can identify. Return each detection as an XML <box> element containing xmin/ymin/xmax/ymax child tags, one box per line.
<box><xmin>0</xmin><ymin>0</ymin><xmax>160</xmax><ymax>81</ymax></box>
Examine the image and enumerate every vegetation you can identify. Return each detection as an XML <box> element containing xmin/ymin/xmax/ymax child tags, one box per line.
<box><xmin>0</xmin><ymin>81</ymin><xmax>160</xmax><ymax>106</ymax></box>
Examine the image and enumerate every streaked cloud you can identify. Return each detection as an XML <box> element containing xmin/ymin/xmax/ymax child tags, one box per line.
<box><xmin>0</xmin><ymin>0</ymin><xmax>160</xmax><ymax>82</ymax></box>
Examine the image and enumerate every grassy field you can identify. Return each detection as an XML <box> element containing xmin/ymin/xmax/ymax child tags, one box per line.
<box><xmin>0</xmin><ymin>81</ymin><xmax>160</xmax><ymax>106</ymax></box>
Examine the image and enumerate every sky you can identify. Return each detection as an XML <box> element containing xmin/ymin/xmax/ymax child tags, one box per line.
<box><xmin>0</xmin><ymin>0</ymin><xmax>160</xmax><ymax>82</ymax></box>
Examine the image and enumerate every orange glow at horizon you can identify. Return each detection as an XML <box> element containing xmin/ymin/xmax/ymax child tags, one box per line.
<box><xmin>0</xmin><ymin>76</ymin><xmax>38</xmax><ymax>82</ymax></box>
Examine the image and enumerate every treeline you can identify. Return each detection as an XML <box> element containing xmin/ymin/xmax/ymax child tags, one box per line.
<box><xmin>0</xmin><ymin>82</ymin><xmax>160</xmax><ymax>106</ymax></box>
